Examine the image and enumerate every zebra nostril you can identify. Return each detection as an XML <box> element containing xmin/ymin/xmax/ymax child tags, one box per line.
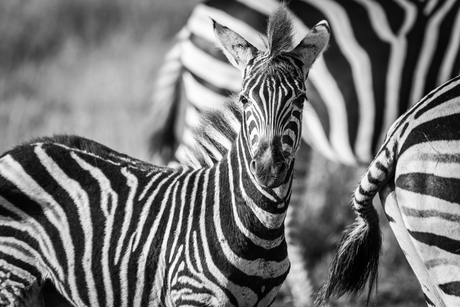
<box><xmin>275</xmin><ymin>161</ymin><xmax>287</xmax><ymax>174</ymax></box>
<box><xmin>250</xmin><ymin>159</ymin><xmax>257</xmax><ymax>175</ymax></box>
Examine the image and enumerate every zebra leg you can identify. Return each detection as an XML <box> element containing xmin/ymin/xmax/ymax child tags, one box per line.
<box><xmin>0</xmin><ymin>259</ymin><xmax>44</xmax><ymax>307</ymax></box>
<box><xmin>379</xmin><ymin>182</ymin><xmax>447</xmax><ymax>307</ymax></box>
<box><xmin>284</xmin><ymin>143</ymin><xmax>314</xmax><ymax>307</ymax></box>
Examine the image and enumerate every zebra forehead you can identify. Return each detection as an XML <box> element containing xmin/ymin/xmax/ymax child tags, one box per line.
<box><xmin>251</xmin><ymin>53</ymin><xmax>303</xmax><ymax>75</ymax></box>
<box><xmin>244</xmin><ymin>70</ymin><xmax>303</xmax><ymax>99</ymax></box>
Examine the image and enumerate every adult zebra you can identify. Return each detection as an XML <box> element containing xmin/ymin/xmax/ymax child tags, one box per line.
<box><xmin>0</xmin><ymin>6</ymin><xmax>330</xmax><ymax>306</ymax></box>
<box><xmin>317</xmin><ymin>75</ymin><xmax>460</xmax><ymax>307</ymax></box>
<box><xmin>148</xmin><ymin>1</ymin><xmax>460</xmax><ymax>305</ymax></box>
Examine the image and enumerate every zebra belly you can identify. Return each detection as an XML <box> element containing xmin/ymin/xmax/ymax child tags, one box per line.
<box><xmin>165</xmin><ymin>259</ymin><xmax>285</xmax><ymax>307</ymax></box>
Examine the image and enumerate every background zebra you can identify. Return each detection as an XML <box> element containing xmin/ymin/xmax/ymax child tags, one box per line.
<box><xmin>148</xmin><ymin>1</ymin><xmax>460</xmax><ymax>305</ymax></box>
<box><xmin>317</xmin><ymin>75</ymin><xmax>460</xmax><ymax>307</ymax></box>
<box><xmin>0</xmin><ymin>7</ymin><xmax>330</xmax><ymax>306</ymax></box>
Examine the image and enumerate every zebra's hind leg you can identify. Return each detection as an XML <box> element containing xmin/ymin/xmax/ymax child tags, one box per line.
<box><xmin>0</xmin><ymin>259</ymin><xmax>45</xmax><ymax>307</ymax></box>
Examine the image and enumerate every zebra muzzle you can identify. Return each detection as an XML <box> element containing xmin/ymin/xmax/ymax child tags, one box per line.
<box><xmin>250</xmin><ymin>153</ymin><xmax>289</xmax><ymax>189</ymax></box>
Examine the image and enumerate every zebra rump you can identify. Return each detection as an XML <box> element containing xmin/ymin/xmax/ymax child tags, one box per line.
<box><xmin>317</xmin><ymin>76</ymin><xmax>460</xmax><ymax>306</ymax></box>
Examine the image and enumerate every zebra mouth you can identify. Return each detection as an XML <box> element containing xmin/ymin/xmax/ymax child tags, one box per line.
<box><xmin>250</xmin><ymin>158</ymin><xmax>289</xmax><ymax>188</ymax></box>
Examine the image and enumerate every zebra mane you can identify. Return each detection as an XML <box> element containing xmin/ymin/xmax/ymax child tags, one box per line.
<box><xmin>266</xmin><ymin>4</ymin><xmax>295</xmax><ymax>58</ymax></box>
<box><xmin>17</xmin><ymin>134</ymin><xmax>155</xmax><ymax>171</ymax></box>
<box><xmin>25</xmin><ymin>135</ymin><xmax>111</xmax><ymax>157</ymax></box>
<box><xmin>180</xmin><ymin>97</ymin><xmax>242</xmax><ymax>168</ymax></box>
<box><xmin>180</xmin><ymin>5</ymin><xmax>295</xmax><ymax>168</ymax></box>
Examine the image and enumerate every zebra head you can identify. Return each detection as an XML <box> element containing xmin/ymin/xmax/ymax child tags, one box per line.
<box><xmin>213</xmin><ymin>6</ymin><xmax>330</xmax><ymax>188</ymax></box>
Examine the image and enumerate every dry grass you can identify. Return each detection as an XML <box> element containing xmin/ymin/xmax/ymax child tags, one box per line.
<box><xmin>0</xmin><ymin>1</ymin><xmax>426</xmax><ymax>306</ymax></box>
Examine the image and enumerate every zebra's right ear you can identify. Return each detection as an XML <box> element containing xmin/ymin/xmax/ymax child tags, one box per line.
<box><xmin>213</xmin><ymin>19</ymin><xmax>258</xmax><ymax>71</ymax></box>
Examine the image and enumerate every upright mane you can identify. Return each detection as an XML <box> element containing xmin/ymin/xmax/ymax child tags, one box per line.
<box><xmin>182</xmin><ymin>5</ymin><xmax>298</xmax><ymax>167</ymax></box>
<box><xmin>266</xmin><ymin>4</ymin><xmax>295</xmax><ymax>58</ymax></box>
<box><xmin>179</xmin><ymin>97</ymin><xmax>242</xmax><ymax>168</ymax></box>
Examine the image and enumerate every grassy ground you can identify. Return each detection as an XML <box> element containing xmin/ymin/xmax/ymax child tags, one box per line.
<box><xmin>0</xmin><ymin>1</ymin><xmax>426</xmax><ymax>306</ymax></box>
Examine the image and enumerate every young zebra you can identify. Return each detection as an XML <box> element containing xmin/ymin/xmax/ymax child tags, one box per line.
<box><xmin>316</xmin><ymin>75</ymin><xmax>460</xmax><ymax>307</ymax></box>
<box><xmin>0</xmin><ymin>6</ymin><xmax>330</xmax><ymax>307</ymax></box>
<box><xmin>149</xmin><ymin>1</ymin><xmax>460</xmax><ymax>305</ymax></box>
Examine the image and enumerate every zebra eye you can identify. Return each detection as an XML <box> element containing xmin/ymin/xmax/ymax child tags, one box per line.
<box><xmin>293</xmin><ymin>94</ymin><xmax>305</xmax><ymax>107</ymax></box>
<box><xmin>240</xmin><ymin>95</ymin><xmax>249</xmax><ymax>105</ymax></box>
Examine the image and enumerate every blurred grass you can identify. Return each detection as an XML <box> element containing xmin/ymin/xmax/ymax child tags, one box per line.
<box><xmin>0</xmin><ymin>0</ymin><xmax>200</xmax><ymax>159</ymax></box>
<box><xmin>0</xmin><ymin>1</ymin><xmax>425</xmax><ymax>306</ymax></box>
<box><xmin>0</xmin><ymin>0</ymin><xmax>198</xmax><ymax>70</ymax></box>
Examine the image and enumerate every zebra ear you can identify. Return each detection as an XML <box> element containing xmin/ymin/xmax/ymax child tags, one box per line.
<box><xmin>291</xmin><ymin>20</ymin><xmax>330</xmax><ymax>77</ymax></box>
<box><xmin>213</xmin><ymin>19</ymin><xmax>258</xmax><ymax>71</ymax></box>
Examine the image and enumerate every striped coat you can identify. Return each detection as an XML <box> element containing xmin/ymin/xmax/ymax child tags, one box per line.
<box><xmin>318</xmin><ymin>75</ymin><xmax>460</xmax><ymax>307</ymax></box>
<box><xmin>150</xmin><ymin>0</ymin><xmax>460</xmax><ymax>166</ymax></box>
<box><xmin>0</xmin><ymin>6</ymin><xmax>330</xmax><ymax>306</ymax></box>
<box><xmin>148</xmin><ymin>1</ymin><xmax>460</xmax><ymax>305</ymax></box>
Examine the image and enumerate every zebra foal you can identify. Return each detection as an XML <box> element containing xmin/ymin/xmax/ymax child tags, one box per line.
<box><xmin>0</xmin><ymin>6</ymin><xmax>330</xmax><ymax>307</ymax></box>
<box><xmin>317</xmin><ymin>75</ymin><xmax>460</xmax><ymax>307</ymax></box>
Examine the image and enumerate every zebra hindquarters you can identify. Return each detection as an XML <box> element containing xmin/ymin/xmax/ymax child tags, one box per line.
<box><xmin>388</xmin><ymin>137</ymin><xmax>460</xmax><ymax>307</ymax></box>
<box><xmin>379</xmin><ymin>183</ymin><xmax>446</xmax><ymax>307</ymax></box>
<box><xmin>385</xmin><ymin>138</ymin><xmax>460</xmax><ymax>306</ymax></box>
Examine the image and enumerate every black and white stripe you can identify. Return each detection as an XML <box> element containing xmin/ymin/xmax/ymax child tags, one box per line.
<box><xmin>0</xmin><ymin>6</ymin><xmax>330</xmax><ymax>307</ymax></box>
<box><xmin>148</xmin><ymin>2</ymin><xmax>460</xmax><ymax>305</ymax></box>
<box><xmin>149</xmin><ymin>0</ymin><xmax>460</xmax><ymax>165</ymax></box>
<box><xmin>317</xmin><ymin>75</ymin><xmax>460</xmax><ymax>307</ymax></box>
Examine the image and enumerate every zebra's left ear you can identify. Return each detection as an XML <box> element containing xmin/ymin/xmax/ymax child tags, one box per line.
<box><xmin>213</xmin><ymin>19</ymin><xmax>258</xmax><ymax>71</ymax></box>
<box><xmin>291</xmin><ymin>20</ymin><xmax>330</xmax><ymax>77</ymax></box>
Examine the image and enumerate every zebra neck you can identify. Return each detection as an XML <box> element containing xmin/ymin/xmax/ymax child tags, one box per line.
<box><xmin>217</xmin><ymin>133</ymin><xmax>292</xmax><ymax>235</ymax></box>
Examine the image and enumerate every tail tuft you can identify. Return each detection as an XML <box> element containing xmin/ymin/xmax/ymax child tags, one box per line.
<box><xmin>315</xmin><ymin>208</ymin><xmax>382</xmax><ymax>306</ymax></box>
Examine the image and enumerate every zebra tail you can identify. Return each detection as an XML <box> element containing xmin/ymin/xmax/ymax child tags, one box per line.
<box><xmin>316</xmin><ymin>144</ymin><xmax>397</xmax><ymax>306</ymax></box>
<box><xmin>148</xmin><ymin>29</ymin><xmax>187</xmax><ymax>163</ymax></box>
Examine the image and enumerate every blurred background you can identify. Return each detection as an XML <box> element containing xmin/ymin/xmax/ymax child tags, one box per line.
<box><xmin>0</xmin><ymin>0</ymin><xmax>200</xmax><ymax>159</ymax></box>
<box><xmin>0</xmin><ymin>0</ymin><xmax>425</xmax><ymax>306</ymax></box>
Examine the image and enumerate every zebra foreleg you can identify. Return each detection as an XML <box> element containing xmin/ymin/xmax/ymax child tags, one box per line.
<box><xmin>284</xmin><ymin>144</ymin><xmax>314</xmax><ymax>307</ymax></box>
